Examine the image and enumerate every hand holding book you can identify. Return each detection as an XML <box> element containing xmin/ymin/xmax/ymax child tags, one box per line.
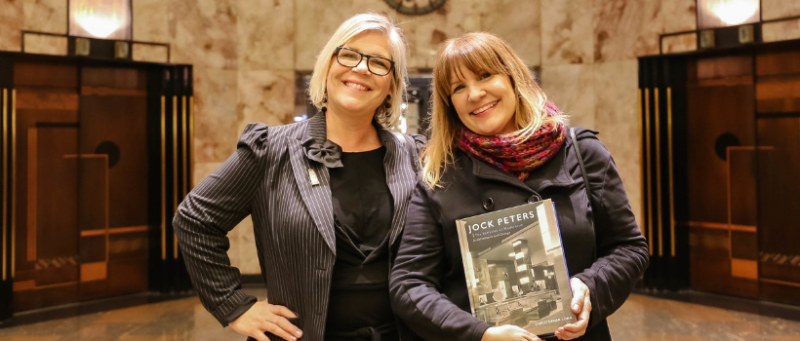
<box><xmin>554</xmin><ymin>278</ymin><xmax>592</xmax><ymax>340</ymax></box>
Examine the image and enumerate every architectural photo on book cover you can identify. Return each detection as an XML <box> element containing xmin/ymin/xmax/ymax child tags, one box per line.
<box><xmin>455</xmin><ymin>199</ymin><xmax>576</xmax><ymax>336</ymax></box>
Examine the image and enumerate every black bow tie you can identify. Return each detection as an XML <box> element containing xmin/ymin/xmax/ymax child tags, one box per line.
<box><xmin>301</xmin><ymin>137</ymin><xmax>343</xmax><ymax>168</ymax></box>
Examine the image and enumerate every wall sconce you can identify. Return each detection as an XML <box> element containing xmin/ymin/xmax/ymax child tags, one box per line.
<box><xmin>69</xmin><ymin>0</ymin><xmax>131</xmax><ymax>40</ymax></box>
<box><xmin>697</xmin><ymin>0</ymin><xmax>760</xmax><ymax>29</ymax></box>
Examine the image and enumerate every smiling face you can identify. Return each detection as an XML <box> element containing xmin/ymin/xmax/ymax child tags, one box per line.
<box><xmin>325</xmin><ymin>31</ymin><xmax>394</xmax><ymax>120</ymax></box>
<box><xmin>449</xmin><ymin>64</ymin><xmax>518</xmax><ymax>136</ymax></box>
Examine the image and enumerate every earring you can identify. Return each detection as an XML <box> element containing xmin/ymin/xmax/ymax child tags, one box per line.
<box><xmin>384</xmin><ymin>95</ymin><xmax>392</xmax><ymax>109</ymax></box>
<box><xmin>321</xmin><ymin>95</ymin><xmax>328</xmax><ymax>113</ymax></box>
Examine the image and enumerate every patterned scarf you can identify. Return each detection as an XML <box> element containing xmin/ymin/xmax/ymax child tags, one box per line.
<box><xmin>457</xmin><ymin>101</ymin><xmax>567</xmax><ymax>180</ymax></box>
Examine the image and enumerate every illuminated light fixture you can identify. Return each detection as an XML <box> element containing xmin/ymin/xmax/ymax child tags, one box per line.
<box><xmin>520</xmin><ymin>277</ymin><xmax>530</xmax><ymax>284</ymax></box>
<box><xmin>696</xmin><ymin>0</ymin><xmax>760</xmax><ymax>29</ymax></box>
<box><xmin>517</xmin><ymin>265</ymin><xmax>527</xmax><ymax>272</ymax></box>
<box><xmin>512</xmin><ymin>240</ymin><xmax>522</xmax><ymax>247</ymax></box>
<box><xmin>69</xmin><ymin>0</ymin><xmax>132</xmax><ymax>40</ymax></box>
<box><xmin>515</xmin><ymin>252</ymin><xmax>524</xmax><ymax>259</ymax></box>
<box><xmin>508</xmin><ymin>252</ymin><xmax>516</xmax><ymax>257</ymax></box>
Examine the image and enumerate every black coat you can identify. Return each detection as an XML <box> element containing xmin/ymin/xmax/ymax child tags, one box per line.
<box><xmin>389</xmin><ymin>128</ymin><xmax>649</xmax><ymax>341</ymax></box>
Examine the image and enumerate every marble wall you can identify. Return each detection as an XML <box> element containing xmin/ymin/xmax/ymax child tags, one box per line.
<box><xmin>1</xmin><ymin>0</ymin><xmax>800</xmax><ymax>274</ymax></box>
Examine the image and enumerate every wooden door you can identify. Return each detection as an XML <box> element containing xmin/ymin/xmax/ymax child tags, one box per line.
<box><xmin>685</xmin><ymin>54</ymin><xmax>759</xmax><ymax>299</ymax></box>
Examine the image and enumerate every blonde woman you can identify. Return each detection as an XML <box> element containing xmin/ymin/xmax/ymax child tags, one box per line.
<box><xmin>389</xmin><ymin>32</ymin><xmax>648</xmax><ymax>341</ymax></box>
<box><xmin>175</xmin><ymin>13</ymin><xmax>423</xmax><ymax>341</ymax></box>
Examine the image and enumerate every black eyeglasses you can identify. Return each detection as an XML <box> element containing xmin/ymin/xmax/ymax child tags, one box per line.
<box><xmin>335</xmin><ymin>46</ymin><xmax>395</xmax><ymax>76</ymax></box>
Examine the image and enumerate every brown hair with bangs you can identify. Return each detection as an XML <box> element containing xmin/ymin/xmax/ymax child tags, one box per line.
<box><xmin>422</xmin><ymin>32</ymin><xmax>556</xmax><ymax>188</ymax></box>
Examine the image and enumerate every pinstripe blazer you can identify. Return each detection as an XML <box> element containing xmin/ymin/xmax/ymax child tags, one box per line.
<box><xmin>173</xmin><ymin>112</ymin><xmax>423</xmax><ymax>341</ymax></box>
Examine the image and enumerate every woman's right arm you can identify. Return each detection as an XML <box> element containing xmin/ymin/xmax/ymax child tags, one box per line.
<box><xmin>390</xmin><ymin>182</ymin><xmax>490</xmax><ymax>341</ymax></box>
<box><xmin>174</xmin><ymin>123</ymin><xmax>302</xmax><ymax>341</ymax></box>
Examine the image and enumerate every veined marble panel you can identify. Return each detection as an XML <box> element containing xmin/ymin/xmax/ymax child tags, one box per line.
<box><xmin>762</xmin><ymin>0</ymin><xmax>800</xmax><ymax>21</ymax></box>
<box><xmin>23</xmin><ymin>33</ymin><xmax>67</xmax><ymax>55</ymax></box>
<box><xmin>192</xmin><ymin>161</ymin><xmax>223</xmax><ymax>188</ymax></box>
<box><xmin>541</xmin><ymin>64</ymin><xmax>595</xmax><ymax>130</ymax></box>
<box><xmin>238</xmin><ymin>0</ymin><xmax>294</xmax><ymax>71</ymax></box>
<box><xmin>133</xmin><ymin>0</ymin><xmax>169</xmax><ymax>43</ymax></box>
<box><xmin>593</xmin><ymin>0</ymin><xmax>696</xmax><ymax>62</ymax></box>
<box><xmin>762</xmin><ymin>18</ymin><xmax>800</xmax><ymax>43</ymax></box>
<box><xmin>661</xmin><ymin>32</ymin><xmax>697</xmax><ymax>54</ymax></box>
<box><xmin>237</xmin><ymin>69</ymin><xmax>295</xmax><ymax>135</ymax></box>
<box><xmin>541</xmin><ymin>0</ymin><xmax>593</xmax><ymax>65</ymax></box>
<box><xmin>481</xmin><ymin>0</ymin><xmax>541</xmax><ymax>67</ymax></box>
<box><xmin>193</xmin><ymin>68</ymin><xmax>239</xmax><ymax>164</ymax></box>
<box><xmin>401</xmin><ymin>0</ymin><xmax>481</xmax><ymax>69</ymax></box>
<box><xmin>0</xmin><ymin>0</ymin><xmax>23</xmax><ymax>52</ymax></box>
<box><xmin>132</xmin><ymin>43</ymin><xmax>169</xmax><ymax>63</ymax></box>
<box><xmin>593</xmin><ymin>60</ymin><xmax>642</xmax><ymax>226</ymax></box>
<box><xmin>23</xmin><ymin>0</ymin><xmax>67</xmax><ymax>34</ymax></box>
<box><xmin>169</xmin><ymin>0</ymin><xmax>238</xmax><ymax>70</ymax></box>
<box><xmin>294</xmin><ymin>0</ymin><xmax>389</xmax><ymax>71</ymax></box>
<box><xmin>229</xmin><ymin>216</ymin><xmax>260</xmax><ymax>275</ymax></box>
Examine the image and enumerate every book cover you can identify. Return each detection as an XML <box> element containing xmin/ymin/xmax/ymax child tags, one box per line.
<box><xmin>455</xmin><ymin>199</ymin><xmax>576</xmax><ymax>337</ymax></box>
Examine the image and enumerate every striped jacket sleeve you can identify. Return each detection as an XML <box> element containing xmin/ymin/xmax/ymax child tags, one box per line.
<box><xmin>173</xmin><ymin>123</ymin><xmax>269</xmax><ymax>326</ymax></box>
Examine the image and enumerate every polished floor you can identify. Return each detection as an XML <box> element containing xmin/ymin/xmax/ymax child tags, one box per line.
<box><xmin>1</xmin><ymin>289</ymin><xmax>800</xmax><ymax>341</ymax></box>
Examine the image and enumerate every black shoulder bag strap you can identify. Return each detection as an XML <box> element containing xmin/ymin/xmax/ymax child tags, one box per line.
<box><xmin>570</xmin><ymin>127</ymin><xmax>598</xmax><ymax>261</ymax></box>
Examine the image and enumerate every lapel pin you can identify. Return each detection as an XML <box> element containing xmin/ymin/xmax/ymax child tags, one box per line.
<box><xmin>308</xmin><ymin>168</ymin><xmax>320</xmax><ymax>186</ymax></box>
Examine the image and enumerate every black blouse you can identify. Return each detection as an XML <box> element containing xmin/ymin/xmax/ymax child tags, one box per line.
<box><xmin>325</xmin><ymin>146</ymin><xmax>397</xmax><ymax>339</ymax></box>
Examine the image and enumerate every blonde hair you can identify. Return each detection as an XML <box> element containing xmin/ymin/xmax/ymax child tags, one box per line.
<box><xmin>423</xmin><ymin>32</ymin><xmax>558</xmax><ymax>188</ymax></box>
<box><xmin>309</xmin><ymin>13</ymin><xmax>408</xmax><ymax>128</ymax></box>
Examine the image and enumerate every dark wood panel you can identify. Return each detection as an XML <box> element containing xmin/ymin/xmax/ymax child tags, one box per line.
<box><xmin>756</xmin><ymin>78</ymin><xmax>800</xmax><ymax>113</ymax></box>
<box><xmin>757</xmin><ymin>50</ymin><xmax>800</xmax><ymax>76</ymax></box>
<box><xmin>81</xmin><ymin>67</ymin><xmax>146</xmax><ymax>90</ymax></box>
<box><xmin>761</xmin><ymin>263</ymin><xmax>800</xmax><ymax>284</ymax></box>
<box><xmin>13</xmin><ymin>283</ymin><xmax>79</xmax><ymax>312</ymax></box>
<box><xmin>78</xmin><ymin>157</ymin><xmax>107</xmax><ymax>232</ymax></box>
<box><xmin>686</xmin><ymin>83</ymin><xmax>755</xmax><ymax>224</ymax></box>
<box><xmin>695</xmin><ymin>55</ymin><xmax>753</xmax><ymax>80</ymax></box>
<box><xmin>757</xmin><ymin>118</ymin><xmax>800</xmax><ymax>256</ymax></box>
<box><xmin>36</xmin><ymin>127</ymin><xmax>79</xmax><ymax>260</ymax></box>
<box><xmin>13</xmin><ymin>62</ymin><xmax>77</xmax><ymax>88</ymax></box>
<box><xmin>729</xmin><ymin>150</ymin><xmax>757</xmax><ymax>227</ymax></box>
<box><xmin>760</xmin><ymin>281</ymin><xmax>800</xmax><ymax>306</ymax></box>
<box><xmin>79</xmin><ymin>236</ymin><xmax>106</xmax><ymax>263</ymax></box>
<box><xmin>731</xmin><ymin>231</ymin><xmax>758</xmax><ymax>260</ymax></box>
<box><xmin>107</xmin><ymin>258</ymin><xmax>148</xmax><ymax>296</ymax></box>
<box><xmin>690</xmin><ymin>255</ymin><xmax>759</xmax><ymax>299</ymax></box>
<box><xmin>108</xmin><ymin>231</ymin><xmax>148</xmax><ymax>260</ymax></box>
<box><xmin>16</xmin><ymin>90</ymin><xmax>79</xmax><ymax>111</ymax></box>
<box><xmin>689</xmin><ymin>228</ymin><xmax>730</xmax><ymax>258</ymax></box>
<box><xmin>79</xmin><ymin>94</ymin><xmax>149</xmax><ymax>229</ymax></box>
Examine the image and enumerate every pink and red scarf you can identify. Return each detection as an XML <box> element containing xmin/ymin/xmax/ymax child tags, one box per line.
<box><xmin>457</xmin><ymin>101</ymin><xmax>567</xmax><ymax>180</ymax></box>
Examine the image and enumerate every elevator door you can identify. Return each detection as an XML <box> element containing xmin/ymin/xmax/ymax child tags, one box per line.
<box><xmin>12</xmin><ymin>62</ymin><xmax>149</xmax><ymax>312</ymax></box>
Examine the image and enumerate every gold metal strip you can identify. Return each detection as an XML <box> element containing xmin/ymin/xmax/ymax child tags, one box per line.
<box><xmin>655</xmin><ymin>88</ymin><xmax>663</xmax><ymax>257</ymax></box>
<box><xmin>760</xmin><ymin>278</ymin><xmax>800</xmax><ymax>288</ymax></box>
<box><xmin>173</xmin><ymin>96</ymin><xmax>179</xmax><ymax>260</ymax></box>
<box><xmin>645</xmin><ymin>88</ymin><xmax>653</xmax><ymax>256</ymax></box>
<box><xmin>11</xmin><ymin>89</ymin><xmax>16</xmax><ymax>278</ymax></box>
<box><xmin>189</xmin><ymin>96</ymin><xmax>194</xmax><ymax>190</ymax></box>
<box><xmin>161</xmin><ymin>96</ymin><xmax>166</xmax><ymax>260</ymax></box>
<box><xmin>667</xmin><ymin>87</ymin><xmax>675</xmax><ymax>257</ymax></box>
<box><xmin>637</xmin><ymin>89</ymin><xmax>645</xmax><ymax>238</ymax></box>
<box><xmin>2</xmin><ymin>89</ymin><xmax>6</xmax><ymax>281</ymax></box>
<box><xmin>182</xmin><ymin>96</ymin><xmax>188</xmax><ymax>198</ymax></box>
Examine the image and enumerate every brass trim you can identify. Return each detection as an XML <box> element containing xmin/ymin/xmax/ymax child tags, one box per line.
<box><xmin>760</xmin><ymin>278</ymin><xmax>800</xmax><ymax>288</ymax></box>
<box><xmin>655</xmin><ymin>88</ymin><xmax>663</xmax><ymax>257</ymax></box>
<box><xmin>645</xmin><ymin>88</ymin><xmax>653</xmax><ymax>256</ymax></box>
<box><xmin>189</xmin><ymin>96</ymin><xmax>194</xmax><ymax>190</ymax></box>
<box><xmin>161</xmin><ymin>96</ymin><xmax>166</xmax><ymax>260</ymax></box>
<box><xmin>173</xmin><ymin>96</ymin><xmax>179</xmax><ymax>260</ymax></box>
<box><xmin>2</xmin><ymin>89</ymin><xmax>6</xmax><ymax>281</ymax></box>
<box><xmin>637</xmin><ymin>89</ymin><xmax>645</xmax><ymax>238</ymax></box>
<box><xmin>667</xmin><ymin>87</ymin><xmax>675</xmax><ymax>257</ymax></box>
<box><xmin>182</xmin><ymin>96</ymin><xmax>188</xmax><ymax>198</ymax></box>
<box><xmin>10</xmin><ymin>89</ymin><xmax>16</xmax><ymax>278</ymax></box>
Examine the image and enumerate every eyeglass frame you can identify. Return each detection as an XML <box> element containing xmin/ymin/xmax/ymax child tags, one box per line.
<box><xmin>334</xmin><ymin>46</ymin><xmax>395</xmax><ymax>76</ymax></box>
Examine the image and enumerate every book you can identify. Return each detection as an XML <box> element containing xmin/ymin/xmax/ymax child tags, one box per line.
<box><xmin>455</xmin><ymin>199</ymin><xmax>577</xmax><ymax>337</ymax></box>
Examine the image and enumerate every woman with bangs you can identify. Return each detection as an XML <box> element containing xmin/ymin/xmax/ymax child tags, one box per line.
<box><xmin>174</xmin><ymin>13</ymin><xmax>424</xmax><ymax>341</ymax></box>
<box><xmin>389</xmin><ymin>32</ymin><xmax>648</xmax><ymax>341</ymax></box>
